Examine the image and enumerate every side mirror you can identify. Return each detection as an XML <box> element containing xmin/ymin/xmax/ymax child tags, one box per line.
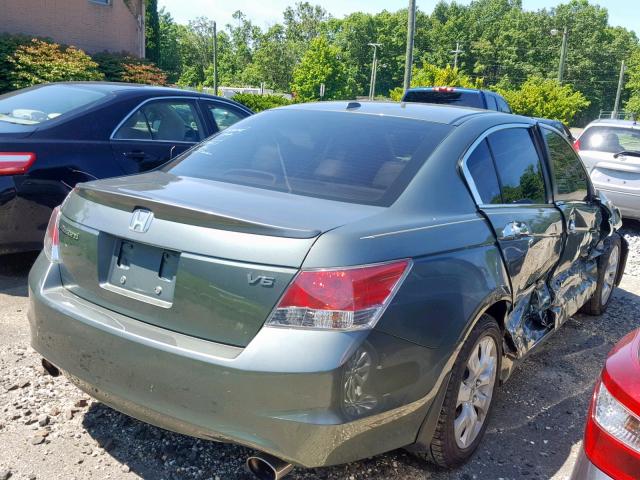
<box><xmin>596</xmin><ymin>190</ymin><xmax>622</xmax><ymax>235</ymax></box>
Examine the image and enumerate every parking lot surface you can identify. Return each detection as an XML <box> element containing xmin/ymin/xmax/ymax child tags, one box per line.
<box><xmin>2</xmin><ymin>224</ymin><xmax>640</xmax><ymax>480</ymax></box>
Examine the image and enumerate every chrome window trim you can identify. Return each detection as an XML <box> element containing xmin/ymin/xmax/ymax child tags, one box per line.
<box><xmin>110</xmin><ymin>95</ymin><xmax>248</xmax><ymax>142</ymax></box>
<box><xmin>459</xmin><ymin>122</ymin><xmax>550</xmax><ymax>207</ymax></box>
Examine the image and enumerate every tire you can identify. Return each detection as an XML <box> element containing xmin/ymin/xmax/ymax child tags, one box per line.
<box><xmin>582</xmin><ymin>233</ymin><xmax>622</xmax><ymax>316</ymax></box>
<box><xmin>424</xmin><ymin>314</ymin><xmax>502</xmax><ymax>468</ymax></box>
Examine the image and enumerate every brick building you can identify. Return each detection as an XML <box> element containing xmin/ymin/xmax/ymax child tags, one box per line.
<box><xmin>0</xmin><ymin>0</ymin><xmax>145</xmax><ymax>57</ymax></box>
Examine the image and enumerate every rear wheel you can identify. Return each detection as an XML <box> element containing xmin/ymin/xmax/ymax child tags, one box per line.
<box><xmin>582</xmin><ymin>234</ymin><xmax>622</xmax><ymax>316</ymax></box>
<box><xmin>423</xmin><ymin>314</ymin><xmax>502</xmax><ymax>468</ymax></box>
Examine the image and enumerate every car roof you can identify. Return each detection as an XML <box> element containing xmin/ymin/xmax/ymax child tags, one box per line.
<box><xmin>31</xmin><ymin>81</ymin><xmax>229</xmax><ymax>101</ymax></box>
<box><xmin>585</xmin><ymin>118</ymin><xmax>640</xmax><ymax>130</ymax></box>
<box><xmin>280</xmin><ymin>101</ymin><xmax>502</xmax><ymax>125</ymax></box>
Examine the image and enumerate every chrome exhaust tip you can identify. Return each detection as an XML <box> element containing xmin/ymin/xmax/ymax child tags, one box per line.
<box><xmin>246</xmin><ymin>454</ymin><xmax>294</xmax><ymax>480</ymax></box>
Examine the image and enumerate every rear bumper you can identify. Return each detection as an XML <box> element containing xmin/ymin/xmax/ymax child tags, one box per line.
<box><xmin>28</xmin><ymin>253</ymin><xmax>449</xmax><ymax>467</ymax></box>
<box><xmin>594</xmin><ymin>187</ymin><xmax>640</xmax><ymax>220</ymax></box>
<box><xmin>570</xmin><ymin>448</ymin><xmax>614</xmax><ymax>480</ymax></box>
<box><xmin>0</xmin><ymin>176</ymin><xmax>57</xmax><ymax>254</ymax></box>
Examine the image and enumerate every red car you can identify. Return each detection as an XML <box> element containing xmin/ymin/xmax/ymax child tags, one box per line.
<box><xmin>572</xmin><ymin>329</ymin><xmax>640</xmax><ymax>479</ymax></box>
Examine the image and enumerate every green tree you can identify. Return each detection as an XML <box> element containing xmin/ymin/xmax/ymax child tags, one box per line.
<box><xmin>8</xmin><ymin>39</ymin><xmax>103</xmax><ymax>89</ymax></box>
<box><xmin>145</xmin><ymin>0</ymin><xmax>160</xmax><ymax>63</ymax></box>
<box><xmin>291</xmin><ymin>36</ymin><xmax>356</xmax><ymax>101</ymax></box>
<box><xmin>157</xmin><ymin>7</ymin><xmax>182</xmax><ymax>82</ymax></box>
<box><xmin>626</xmin><ymin>47</ymin><xmax>640</xmax><ymax>116</ymax></box>
<box><xmin>242</xmin><ymin>25</ymin><xmax>297</xmax><ymax>91</ymax></box>
<box><xmin>499</xmin><ymin>76</ymin><xmax>590</xmax><ymax>124</ymax></box>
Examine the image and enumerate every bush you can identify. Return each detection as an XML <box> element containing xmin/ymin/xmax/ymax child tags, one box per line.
<box><xmin>8</xmin><ymin>39</ymin><xmax>103</xmax><ymax>90</ymax></box>
<box><xmin>231</xmin><ymin>93</ymin><xmax>292</xmax><ymax>112</ymax></box>
<box><xmin>389</xmin><ymin>62</ymin><xmax>484</xmax><ymax>101</ymax></box>
<box><xmin>0</xmin><ymin>34</ymin><xmax>33</xmax><ymax>93</ymax></box>
<box><xmin>93</xmin><ymin>52</ymin><xmax>167</xmax><ymax>85</ymax></box>
<box><xmin>498</xmin><ymin>76</ymin><xmax>590</xmax><ymax>125</ymax></box>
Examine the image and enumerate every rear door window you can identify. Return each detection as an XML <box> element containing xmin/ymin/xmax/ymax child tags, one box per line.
<box><xmin>114</xmin><ymin>100</ymin><xmax>203</xmax><ymax>142</ymax></box>
<box><xmin>488</xmin><ymin>128</ymin><xmax>547</xmax><ymax>204</ymax></box>
<box><xmin>485</xmin><ymin>94</ymin><xmax>498</xmax><ymax>111</ymax></box>
<box><xmin>496</xmin><ymin>96</ymin><xmax>511</xmax><ymax>113</ymax></box>
<box><xmin>466</xmin><ymin>139</ymin><xmax>502</xmax><ymax>204</ymax></box>
<box><xmin>165</xmin><ymin>109</ymin><xmax>452</xmax><ymax>206</ymax></box>
<box><xmin>580</xmin><ymin>126</ymin><xmax>640</xmax><ymax>154</ymax></box>
<box><xmin>542</xmin><ymin>128</ymin><xmax>589</xmax><ymax>202</ymax></box>
<box><xmin>202</xmin><ymin>101</ymin><xmax>246</xmax><ymax>132</ymax></box>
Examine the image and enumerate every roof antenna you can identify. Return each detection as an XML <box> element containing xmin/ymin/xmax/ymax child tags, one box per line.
<box><xmin>346</xmin><ymin>102</ymin><xmax>361</xmax><ymax>110</ymax></box>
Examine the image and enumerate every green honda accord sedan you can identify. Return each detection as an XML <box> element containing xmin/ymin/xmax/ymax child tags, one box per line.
<box><xmin>28</xmin><ymin>101</ymin><xmax>626</xmax><ymax>478</ymax></box>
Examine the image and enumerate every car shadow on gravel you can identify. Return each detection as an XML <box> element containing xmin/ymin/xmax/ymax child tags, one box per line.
<box><xmin>0</xmin><ymin>252</ymin><xmax>38</xmax><ymax>297</ymax></box>
<box><xmin>78</xmin><ymin>285</ymin><xmax>640</xmax><ymax>480</ymax></box>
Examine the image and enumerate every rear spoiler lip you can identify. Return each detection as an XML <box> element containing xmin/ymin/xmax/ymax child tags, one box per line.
<box><xmin>75</xmin><ymin>185</ymin><xmax>322</xmax><ymax>239</ymax></box>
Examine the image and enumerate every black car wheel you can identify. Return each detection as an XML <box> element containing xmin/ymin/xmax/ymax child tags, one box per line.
<box><xmin>582</xmin><ymin>233</ymin><xmax>622</xmax><ymax>316</ymax></box>
<box><xmin>426</xmin><ymin>314</ymin><xmax>502</xmax><ymax>468</ymax></box>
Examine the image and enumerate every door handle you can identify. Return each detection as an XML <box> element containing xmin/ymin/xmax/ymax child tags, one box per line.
<box><xmin>501</xmin><ymin>221</ymin><xmax>531</xmax><ymax>240</ymax></box>
<box><xmin>123</xmin><ymin>151</ymin><xmax>147</xmax><ymax>161</ymax></box>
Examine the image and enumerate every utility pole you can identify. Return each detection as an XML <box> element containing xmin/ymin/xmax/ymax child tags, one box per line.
<box><xmin>403</xmin><ymin>0</ymin><xmax>416</xmax><ymax>92</ymax></box>
<box><xmin>213</xmin><ymin>21</ymin><xmax>218</xmax><ymax>96</ymax></box>
<box><xmin>368</xmin><ymin>43</ymin><xmax>382</xmax><ymax>100</ymax></box>
<box><xmin>451</xmin><ymin>42</ymin><xmax>463</xmax><ymax>69</ymax></box>
<box><xmin>552</xmin><ymin>26</ymin><xmax>569</xmax><ymax>83</ymax></box>
<box><xmin>612</xmin><ymin>60</ymin><xmax>627</xmax><ymax>119</ymax></box>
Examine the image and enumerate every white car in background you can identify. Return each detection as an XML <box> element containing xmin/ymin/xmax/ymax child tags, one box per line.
<box><xmin>575</xmin><ymin>119</ymin><xmax>640</xmax><ymax>219</ymax></box>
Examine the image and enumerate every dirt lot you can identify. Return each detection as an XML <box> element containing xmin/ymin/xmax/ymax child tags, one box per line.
<box><xmin>2</xmin><ymin>225</ymin><xmax>640</xmax><ymax>480</ymax></box>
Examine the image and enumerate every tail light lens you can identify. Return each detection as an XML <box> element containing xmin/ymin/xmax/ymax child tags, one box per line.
<box><xmin>266</xmin><ymin>260</ymin><xmax>411</xmax><ymax>330</ymax></box>
<box><xmin>584</xmin><ymin>379</ymin><xmax>640</xmax><ymax>480</ymax></box>
<box><xmin>573</xmin><ymin>138</ymin><xmax>581</xmax><ymax>152</ymax></box>
<box><xmin>43</xmin><ymin>206</ymin><xmax>61</xmax><ymax>263</ymax></box>
<box><xmin>0</xmin><ymin>152</ymin><xmax>36</xmax><ymax>175</ymax></box>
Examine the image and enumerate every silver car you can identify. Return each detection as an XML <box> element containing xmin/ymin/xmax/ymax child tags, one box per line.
<box><xmin>576</xmin><ymin>119</ymin><xmax>640</xmax><ymax>219</ymax></box>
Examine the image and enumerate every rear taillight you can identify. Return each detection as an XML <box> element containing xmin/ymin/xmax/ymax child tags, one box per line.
<box><xmin>266</xmin><ymin>260</ymin><xmax>411</xmax><ymax>330</ymax></box>
<box><xmin>0</xmin><ymin>152</ymin><xmax>36</xmax><ymax>175</ymax></box>
<box><xmin>573</xmin><ymin>138</ymin><xmax>581</xmax><ymax>152</ymax></box>
<box><xmin>584</xmin><ymin>379</ymin><xmax>640</xmax><ymax>480</ymax></box>
<box><xmin>43</xmin><ymin>206</ymin><xmax>61</xmax><ymax>263</ymax></box>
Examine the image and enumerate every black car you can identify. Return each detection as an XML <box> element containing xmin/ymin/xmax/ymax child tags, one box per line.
<box><xmin>0</xmin><ymin>82</ymin><xmax>252</xmax><ymax>254</ymax></box>
<box><xmin>402</xmin><ymin>87</ymin><xmax>512</xmax><ymax>113</ymax></box>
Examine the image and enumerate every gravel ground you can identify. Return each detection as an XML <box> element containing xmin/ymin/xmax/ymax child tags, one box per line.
<box><xmin>2</xmin><ymin>223</ymin><xmax>640</xmax><ymax>480</ymax></box>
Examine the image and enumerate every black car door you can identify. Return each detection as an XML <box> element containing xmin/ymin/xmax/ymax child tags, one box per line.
<box><xmin>539</xmin><ymin>125</ymin><xmax>600</xmax><ymax>274</ymax></box>
<box><xmin>464</xmin><ymin>126</ymin><xmax>564</xmax><ymax>297</ymax></box>
<box><xmin>110</xmin><ymin>98</ymin><xmax>205</xmax><ymax>174</ymax></box>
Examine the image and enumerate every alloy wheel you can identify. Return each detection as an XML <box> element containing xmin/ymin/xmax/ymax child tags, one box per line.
<box><xmin>454</xmin><ymin>335</ymin><xmax>498</xmax><ymax>449</ymax></box>
<box><xmin>601</xmin><ymin>244</ymin><xmax>620</xmax><ymax>305</ymax></box>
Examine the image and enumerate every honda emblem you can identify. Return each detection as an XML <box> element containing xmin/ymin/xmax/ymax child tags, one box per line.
<box><xmin>129</xmin><ymin>209</ymin><xmax>154</xmax><ymax>233</ymax></box>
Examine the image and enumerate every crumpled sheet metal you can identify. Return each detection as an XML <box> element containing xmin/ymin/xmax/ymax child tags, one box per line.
<box><xmin>504</xmin><ymin>256</ymin><xmax>599</xmax><ymax>359</ymax></box>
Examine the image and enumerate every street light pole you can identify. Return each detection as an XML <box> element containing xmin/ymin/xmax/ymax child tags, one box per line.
<box><xmin>403</xmin><ymin>0</ymin><xmax>416</xmax><ymax>92</ymax></box>
<box><xmin>612</xmin><ymin>60</ymin><xmax>627</xmax><ymax>119</ymax></box>
<box><xmin>213</xmin><ymin>21</ymin><xmax>218</xmax><ymax>96</ymax></box>
<box><xmin>551</xmin><ymin>26</ymin><xmax>568</xmax><ymax>83</ymax></box>
<box><xmin>368</xmin><ymin>43</ymin><xmax>382</xmax><ymax>100</ymax></box>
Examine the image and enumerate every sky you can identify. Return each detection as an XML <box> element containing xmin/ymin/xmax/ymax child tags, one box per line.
<box><xmin>157</xmin><ymin>0</ymin><xmax>638</xmax><ymax>33</ymax></box>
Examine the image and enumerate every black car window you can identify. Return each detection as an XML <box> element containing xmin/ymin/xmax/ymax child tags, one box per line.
<box><xmin>165</xmin><ymin>109</ymin><xmax>452</xmax><ymax>207</ymax></box>
<box><xmin>114</xmin><ymin>100</ymin><xmax>203</xmax><ymax>142</ymax></box>
<box><xmin>203</xmin><ymin>101</ymin><xmax>246</xmax><ymax>132</ymax></box>
<box><xmin>466</xmin><ymin>139</ymin><xmax>502</xmax><ymax>204</ymax></box>
<box><xmin>402</xmin><ymin>90</ymin><xmax>484</xmax><ymax>109</ymax></box>
<box><xmin>0</xmin><ymin>84</ymin><xmax>107</xmax><ymax>125</ymax></box>
<box><xmin>496</xmin><ymin>96</ymin><xmax>511</xmax><ymax>113</ymax></box>
<box><xmin>488</xmin><ymin>128</ymin><xmax>547</xmax><ymax>204</ymax></box>
<box><xmin>485</xmin><ymin>94</ymin><xmax>498</xmax><ymax>111</ymax></box>
<box><xmin>542</xmin><ymin>128</ymin><xmax>589</xmax><ymax>202</ymax></box>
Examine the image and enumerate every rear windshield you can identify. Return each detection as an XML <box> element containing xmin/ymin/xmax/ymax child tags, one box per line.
<box><xmin>402</xmin><ymin>90</ymin><xmax>484</xmax><ymax>109</ymax></box>
<box><xmin>0</xmin><ymin>84</ymin><xmax>107</xmax><ymax>125</ymax></box>
<box><xmin>165</xmin><ymin>109</ymin><xmax>452</xmax><ymax>206</ymax></box>
<box><xmin>580</xmin><ymin>126</ymin><xmax>640</xmax><ymax>154</ymax></box>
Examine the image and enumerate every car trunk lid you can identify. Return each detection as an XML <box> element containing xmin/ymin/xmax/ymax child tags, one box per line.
<box><xmin>57</xmin><ymin>172</ymin><xmax>383</xmax><ymax>347</ymax></box>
